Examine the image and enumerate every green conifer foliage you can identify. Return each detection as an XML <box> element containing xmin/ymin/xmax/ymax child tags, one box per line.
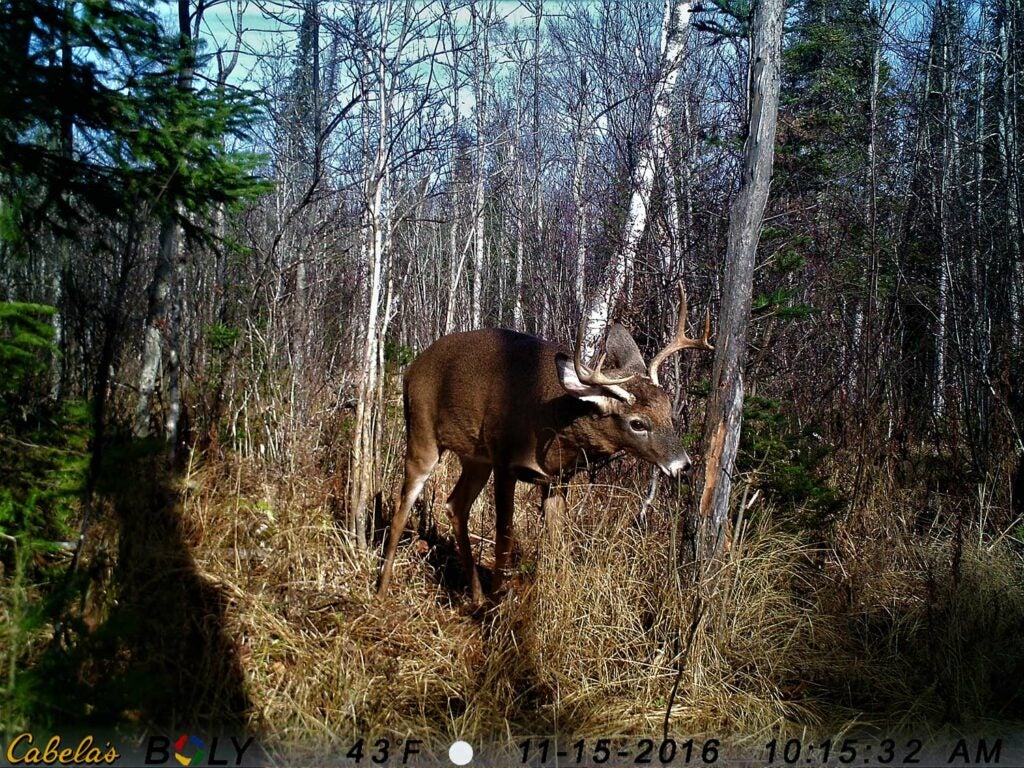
<box><xmin>780</xmin><ymin>0</ymin><xmax>878</xmax><ymax>192</ymax></box>
<box><xmin>0</xmin><ymin>0</ymin><xmax>267</xmax><ymax>244</ymax></box>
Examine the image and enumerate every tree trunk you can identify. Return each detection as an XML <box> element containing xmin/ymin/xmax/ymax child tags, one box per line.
<box><xmin>512</xmin><ymin>60</ymin><xmax>527</xmax><ymax>330</ymax></box>
<box><xmin>695</xmin><ymin>0</ymin><xmax>784</xmax><ymax>561</ymax></box>
<box><xmin>470</xmin><ymin>0</ymin><xmax>491</xmax><ymax>329</ymax></box>
<box><xmin>134</xmin><ymin>0</ymin><xmax>193</xmax><ymax>439</ymax></box>
<box><xmin>530</xmin><ymin>0</ymin><xmax>543</xmax><ymax>331</ymax></box>
<box><xmin>166</xmin><ymin>236</ymin><xmax>185</xmax><ymax>458</ymax></box>
<box><xmin>572</xmin><ymin>69</ymin><xmax>593</xmax><ymax>317</ymax></box>
<box><xmin>50</xmin><ymin>0</ymin><xmax>74</xmax><ymax>403</ymax></box>
<box><xmin>135</xmin><ymin>211</ymin><xmax>179</xmax><ymax>437</ymax></box>
<box><xmin>349</xmin><ymin>86</ymin><xmax>388</xmax><ymax>550</ymax></box>
<box><xmin>443</xmin><ymin>3</ymin><xmax>463</xmax><ymax>336</ymax></box>
<box><xmin>998</xmin><ymin>0</ymin><xmax>1023</xmax><ymax>347</ymax></box>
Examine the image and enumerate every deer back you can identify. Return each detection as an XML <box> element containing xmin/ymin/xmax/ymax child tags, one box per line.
<box><xmin>403</xmin><ymin>327</ymin><xmax>692</xmax><ymax>480</ymax></box>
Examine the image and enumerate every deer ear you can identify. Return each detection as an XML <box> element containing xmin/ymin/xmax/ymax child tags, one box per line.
<box><xmin>604</xmin><ymin>323</ymin><xmax>647</xmax><ymax>375</ymax></box>
<box><xmin>555</xmin><ymin>353</ymin><xmax>631</xmax><ymax>414</ymax></box>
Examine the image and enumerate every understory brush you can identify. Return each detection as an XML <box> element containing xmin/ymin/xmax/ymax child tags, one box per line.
<box><xmin>4</xmin><ymin>367</ymin><xmax>1021</xmax><ymax>743</ymax></box>
<box><xmin>168</xmin><ymin>448</ymin><xmax>1024</xmax><ymax>749</ymax></box>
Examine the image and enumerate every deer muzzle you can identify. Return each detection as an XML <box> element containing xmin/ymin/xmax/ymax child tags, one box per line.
<box><xmin>661</xmin><ymin>454</ymin><xmax>693</xmax><ymax>481</ymax></box>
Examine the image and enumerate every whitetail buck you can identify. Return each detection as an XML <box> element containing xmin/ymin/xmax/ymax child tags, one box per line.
<box><xmin>376</xmin><ymin>285</ymin><xmax>713</xmax><ymax>605</ymax></box>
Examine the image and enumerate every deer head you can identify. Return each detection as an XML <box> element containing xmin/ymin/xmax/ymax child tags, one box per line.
<box><xmin>555</xmin><ymin>283</ymin><xmax>713</xmax><ymax>478</ymax></box>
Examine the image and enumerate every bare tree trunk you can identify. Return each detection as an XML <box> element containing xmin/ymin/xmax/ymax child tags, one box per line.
<box><xmin>513</xmin><ymin>190</ymin><xmax>526</xmax><ymax>329</ymax></box>
<box><xmin>49</xmin><ymin>265</ymin><xmax>64</xmax><ymax>402</ymax></box>
<box><xmin>679</xmin><ymin>91</ymin><xmax>697</xmax><ymax>264</ymax></box>
<box><xmin>50</xmin><ymin>0</ymin><xmax>74</xmax><ymax>403</ymax></box>
<box><xmin>134</xmin><ymin>0</ymin><xmax>193</xmax><ymax>440</ymax></box>
<box><xmin>998</xmin><ymin>0</ymin><xmax>1023</xmax><ymax>347</ymax></box>
<box><xmin>470</xmin><ymin>0</ymin><xmax>492</xmax><ymax>329</ymax></box>
<box><xmin>582</xmin><ymin>0</ymin><xmax>692</xmax><ymax>359</ymax></box>
<box><xmin>444</xmin><ymin>187</ymin><xmax>460</xmax><ymax>335</ymax></box>
<box><xmin>864</xmin><ymin>6</ymin><xmax>885</xmax><ymax>402</ymax></box>
<box><xmin>850</xmin><ymin>8</ymin><xmax>885</xmax><ymax>403</ymax></box>
<box><xmin>135</xmin><ymin>211</ymin><xmax>179</xmax><ymax>437</ymax></box>
<box><xmin>572</xmin><ymin>69</ymin><xmax>593</xmax><ymax>316</ymax></box>
<box><xmin>166</xmin><ymin>239</ymin><xmax>185</xmax><ymax>457</ymax></box>
<box><xmin>443</xmin><ymin>1</ymin><xmax>463</xmax><ymax>336</ymax></box>
<box><xmin>695</xmin><ymin>0</ymin><xmax>784</xmax><ymax>561</ymax></box>
<box><xmin>349</xmin><ymin>57</ymin><xmax>389</xmax><ymax>549</ymax></box>
<box><xmin>933</xmin><ymin>6</ymin><xmax>959</xmax><ymax>421</ymax></box>
<box><xmin>530</xmin><ymin>0</ymin><xmax>544</xmax><ymax>330</ymax></box>
<box><xmin>512</xmin><ymin>60</ymin><xmax>527</xmax><ymax>330</ymax></box>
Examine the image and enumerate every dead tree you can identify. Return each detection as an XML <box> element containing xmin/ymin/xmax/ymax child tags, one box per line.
<box><xmin>695</xmin><ymin>0</ymin><xmax>785</xmax><ymax>560</ymax></box>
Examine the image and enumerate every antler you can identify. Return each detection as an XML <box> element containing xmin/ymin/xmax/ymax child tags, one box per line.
<box><xmin>647</xmin><ymin>283</ymin><xmax>714</xmax><ymax>386</ymax></box>
<box><xmin>574</xmin><ymin>316</ymin><xmax>635</xmax><ymax>387</ymax></box>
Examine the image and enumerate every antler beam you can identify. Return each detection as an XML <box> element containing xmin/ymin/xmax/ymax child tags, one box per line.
<box><xmin>647</xmin><ymin>283</ymin><xmax>714</xmax><ymax>386</ymax></box>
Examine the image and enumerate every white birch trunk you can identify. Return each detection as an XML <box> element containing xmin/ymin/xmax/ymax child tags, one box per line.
<box><xmin>443</xmin><ymin>7</ymin><xmax>463</xmax><ymax>336</ymax></box>
<box><xmin>851</xmin><ymin>15</ymin><xmax>884</xmax><ymax>402</ymax></box>
<box><xmin>470</xmin><ymin>1</ymin><xmax>491</xmax><ymax>329</ymax></box>
<box><xmin>513</xmin><ymin>171</ymin><xmax>526</xmax><ymax>330</ymax></box>
<box><xmin>512</xmin><ymin>61</ymin><xmax>526</xmax><ymax>330</ymax></box>
<box><xmin>582</xmin><ymin>0</ymin><xmax>692</xmax><ymax>360</ymax></box>
<box><xmin>349</xmin><ymin>37</ymin><xmax>391</xmax><ymax>549</ymax></box>
<box><xmin>934</xmin><ymin>11</ymin><xmax>959</xmax><ymax>420</ymax></box>
<box><xmin>531</xmin><ymin>0</ymin><xmax>543</xmax><ymax>328</ymax></box>
<box><xmin>349</xmin><ymin>174</ymin><xmax>386</xmax><ymax>549</ymax></box>
<box><xmin>444</xmin><ymin>181</ymin><xmax>460</xmax><ymax>334</ymax></box>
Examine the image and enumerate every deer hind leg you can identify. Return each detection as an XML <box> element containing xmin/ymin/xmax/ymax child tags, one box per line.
<box><xmin>492</xmin><ymin>469</ymin><xmax>517</xmax><ymax>595</ymax></box>
<box><xmin>446</xmin><ymin>460</ymin><xmax>491</xmax><ymax>606</ymax></box>
<box><xmin>377</xmin><ymin>444</ymin><xmax>439</xmax><ymax>598</ymax></box>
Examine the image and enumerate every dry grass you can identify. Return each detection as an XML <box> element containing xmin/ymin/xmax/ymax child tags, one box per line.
<box><xmin>167</xmin><ymin>443</ymin><xmax>1024</xmax><ymax>753</ymax></box>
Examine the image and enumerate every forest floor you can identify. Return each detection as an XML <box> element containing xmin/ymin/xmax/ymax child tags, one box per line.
<box><xmin>6</xmin><ymin>436</ymin><xmax>1024</xmax><ymax>762</ymax></box>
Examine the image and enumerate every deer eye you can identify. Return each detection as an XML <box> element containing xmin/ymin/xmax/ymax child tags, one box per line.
<box><xmin>628</xmin><ymin>417</ymin><xmax>651</xmax><ymax>433</ymax></box>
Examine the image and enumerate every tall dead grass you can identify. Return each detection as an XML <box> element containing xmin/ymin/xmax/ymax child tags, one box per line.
<box><xmin>177</xmin><ymin>447</ymin><xmax>1024</xmax><ymax>754</ymax></box>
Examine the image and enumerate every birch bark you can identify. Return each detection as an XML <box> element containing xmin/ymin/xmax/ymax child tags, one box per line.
<box><xmin>349</xmin><ymin>40</ymin><xmax>390</xmax><ymax>549</ymax></box>
<box><xmin>582</xmin><ymin>0</ymin><xmax>692</xmax><ymax>359</ymax></box>
<box><xmin>470</xmin><ymin>0</ymin><xmax>493</xmax><ymax>329</ymax></box>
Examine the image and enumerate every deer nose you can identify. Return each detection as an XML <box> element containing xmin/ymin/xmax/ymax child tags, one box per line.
<box><xmin>665</xmin><ymin>455</ymin><xmax>692</xmax><ymax>480</ymax></box>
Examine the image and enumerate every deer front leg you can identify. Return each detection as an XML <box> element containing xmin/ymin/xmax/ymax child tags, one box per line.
<box><xmin>446</xmin><ymin>460</ymin><xmax>491</xmax><ymax>607</ymax></box>
<box><xmin>493</xmin><ymin>469</ymin><xmax>517</xmax><ymax>595</ymax></box>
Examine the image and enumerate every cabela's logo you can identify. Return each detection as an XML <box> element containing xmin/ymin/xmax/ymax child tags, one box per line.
<box><xmin>5</xmin><ymin>733</ymin><xmax>120</xmax><ymax>765</ymax></box>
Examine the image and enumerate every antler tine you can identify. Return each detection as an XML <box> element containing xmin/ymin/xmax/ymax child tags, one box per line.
<box><xmin>647</xmin><ymin>282</ymin><xmax>714</xmax><ymax>386</ymax></box>
<box><xmin>573</xmin><ymin>315</ymin><xmax>635</xmax><ymax>387</ymax></box>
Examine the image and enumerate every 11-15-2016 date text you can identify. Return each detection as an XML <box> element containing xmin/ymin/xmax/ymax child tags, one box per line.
<box><xmin>516</xmin><ymin>736</ymin><xmax>1005</xmax><ymax>766</ymax></box>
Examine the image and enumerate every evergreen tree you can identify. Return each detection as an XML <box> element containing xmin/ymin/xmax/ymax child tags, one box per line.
<box><xmin>0</xmin><ymin>0</ymin><xmax>266</xmax><ymax>246</ymax></box>
<box><xmin>0</xmin><ymin>0</ymin><xmax>167</xmax><ymax>239</ymax></box>
<box><xmin>779</xmin><ymin>0</ymin><xmax>877</xmax><ymax>193</ymax></box>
